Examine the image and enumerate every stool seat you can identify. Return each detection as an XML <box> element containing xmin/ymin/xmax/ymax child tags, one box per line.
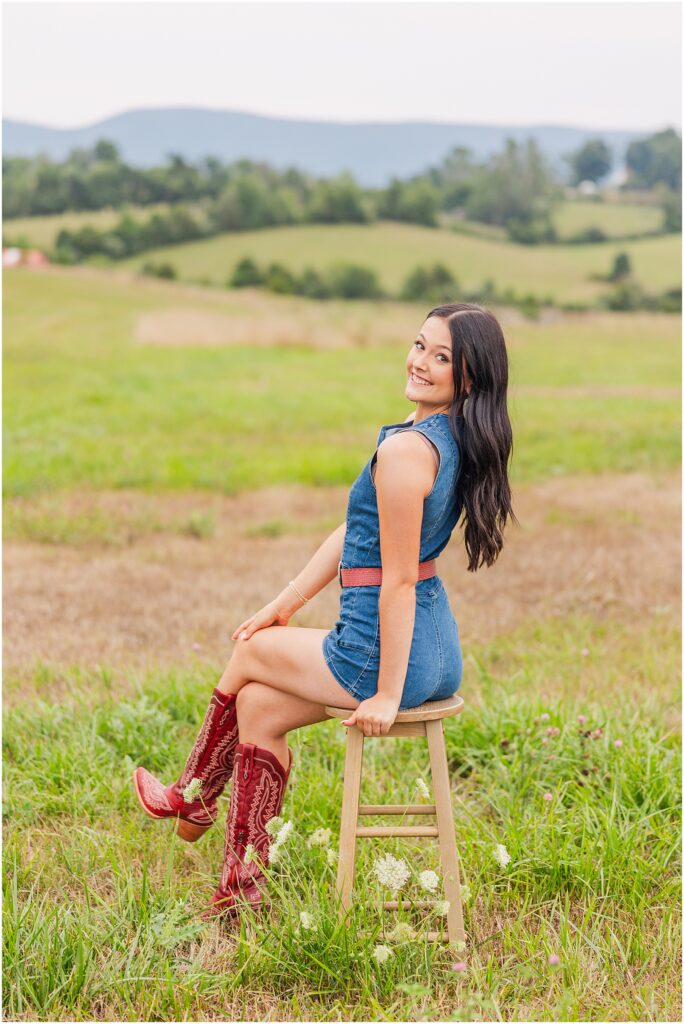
<box><xmin>324</xmin><ymin>694</ymin><xmax>464</xmax><ymax>723</ymax></box>
<box><xmin>326</xmin><ymin>692</ymin><xmax>467</xmax><ymax>948</ymax></box>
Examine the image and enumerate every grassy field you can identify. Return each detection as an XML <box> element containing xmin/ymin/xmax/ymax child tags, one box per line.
<box><xmin>4</xmin><ymin>268</ymin><xmax>680</xmax><ymax>501</ymax></box>
<box><xmin>3</xmin><ymin>264</ymin><xmax>681</xmax><ymax>1021</ymax></box>
<box><xmin>551</xmin><ymin>199</ymin><xmax>664</xmax><ymax>239</ymax></box>
<box><xmin>115</xmin><ymin>221</ymin><xmax>681</xmax><ymax>304</ymax></box>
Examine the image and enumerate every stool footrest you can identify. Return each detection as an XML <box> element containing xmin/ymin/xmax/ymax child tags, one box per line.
<box><xmin>358</xmin><ymin>803</ymin><xmax>436</xmax><ymax>816</ymax></box>
<box><xmin>356</xmin><ymin>825</ymin><xmax>440</xmax><ymax>838</ymax></box>
<box><xmin>383</xmin><ymin>899</ymin><xmax>440</xmax><ymax>910</ymax></box>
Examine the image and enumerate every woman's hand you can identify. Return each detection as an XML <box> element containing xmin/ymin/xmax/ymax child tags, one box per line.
<box><xmin>231</xmin><ymin>600</ymin><xmax>291</xmax><ymax>641</ymax></box>
<box><xmin>341</xmin><ymin>694</ymin><xmax>401</xmax><ymax>736</ymax></box>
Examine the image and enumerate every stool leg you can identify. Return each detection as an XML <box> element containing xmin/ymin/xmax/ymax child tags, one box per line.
<box><xmin>335</xmin><ymin>727</ymin><xmax>364</xmax><ymax>924</ymax></box>
<box><xmin>426</xmin><ymin>718</ymin><xmax>465</xmax><ymax>947</ymax></box>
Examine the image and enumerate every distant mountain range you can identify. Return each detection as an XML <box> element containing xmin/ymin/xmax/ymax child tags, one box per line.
<box><xmin>3</xmin><ymin>107</ymin><xmax>648</xmax><ymax>186</ymax></box>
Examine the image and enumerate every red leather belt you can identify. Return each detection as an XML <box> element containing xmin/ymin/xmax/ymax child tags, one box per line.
<box><xmin>338</xmin><ymin>559</ymin><xmax>437</xmax><ymax>587</ymax></box>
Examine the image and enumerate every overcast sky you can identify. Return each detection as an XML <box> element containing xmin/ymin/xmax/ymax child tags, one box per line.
<box><xmin>2</xmin><ymin>0</ymin><xmax>681</xmax><ymax>131</ymax></box>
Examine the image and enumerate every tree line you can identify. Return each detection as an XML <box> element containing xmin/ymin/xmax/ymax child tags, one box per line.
<box><xmin>3</xmin><ymin>128</ymin><xmax>680</xmax><ymax>246</ymax></box>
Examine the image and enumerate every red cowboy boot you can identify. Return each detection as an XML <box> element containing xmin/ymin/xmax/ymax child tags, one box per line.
<box><xmin>203</xmin><ymin>741</ymin><xmax>293</xmax><ymax>919</ymax></box>
<box><xmin>133</xmin><ymin>688</ymin><xmax>239</xmax><ymax>842</ymax></box>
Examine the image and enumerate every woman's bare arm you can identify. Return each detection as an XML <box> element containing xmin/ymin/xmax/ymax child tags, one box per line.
<box><xmin>373</xmin><ymin>432</ymin><xmax>436</xmax><ymax>704</ymax></box>
<box><xmin>271</xmin><ymin>520</ymin><xmax>346</xmax><ymax>620</ymax></box>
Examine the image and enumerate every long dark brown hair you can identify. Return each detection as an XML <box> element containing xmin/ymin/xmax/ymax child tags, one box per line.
<box><xmin>426</xmin><ymin>302</ymin><xmax>518</xmax><ymax>571</ymax></box>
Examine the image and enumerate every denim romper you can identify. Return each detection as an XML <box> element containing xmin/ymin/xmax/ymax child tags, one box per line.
<box><xmin>322</xmin><ymin>411</ymin><xmax>464</xmax><ymax>710</ymax></box>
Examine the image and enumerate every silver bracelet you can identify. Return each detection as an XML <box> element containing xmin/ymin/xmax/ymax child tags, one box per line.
<box><xmin>288</xmin><ymin>579</ymin><xmax>310</xmax><ymax>604</ymax></box>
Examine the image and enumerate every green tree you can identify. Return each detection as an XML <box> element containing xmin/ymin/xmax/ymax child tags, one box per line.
<box><xmin>306</xmin><ymin>172</ymin><xmax>370</xmax><ymax>223</ymax></box>
<box><xmin>566</xmin><ymin>139</ymin><xmax>613</xmax><ymax>184</ymax></box>
<box><xmin>626</xmin><ymin>128</ymin><xmax>682</xmax><ymax>190</ymax></box>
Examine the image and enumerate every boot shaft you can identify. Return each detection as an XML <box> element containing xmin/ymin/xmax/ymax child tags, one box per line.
<box><xmin>224</xmin><ymin>742</ymin><xmax>293</xmax><ymax>874</ymax></box>
<box><xmin>178</xmin><ymin>688</ymin><xmax>238</xmax><ymax>803</ymax></box>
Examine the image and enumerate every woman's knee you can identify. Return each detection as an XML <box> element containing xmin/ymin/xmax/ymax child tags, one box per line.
<box><xmin>236</xmin><ymin>681</ymin><xmax>275</xmax><ymax>719</ymax></box>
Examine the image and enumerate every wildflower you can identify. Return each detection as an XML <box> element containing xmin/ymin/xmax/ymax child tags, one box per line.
<box><xmin>373</xmin><ymin>853</ymin><xmax>411</xmax><ymax>893</ymax></box>
<box><xmin>548</xmin><ymin>953</ymin><xmax>560</xmax><ymax>966</ymax></box>
<box><xmin>545</xmin><ymin>725</ymin><xmax>560</xmax><ymax>737</ymax></box>
<box><xmin>451</xmin><ymin>960</ymin><xmax>467</xmax><ymax>972</ymax></box>
<box><xmin>493</xmin><ymin>843</ymin><xmax>511</xmax><ymax>869</ymax></box>
<box><xmin>577</xmin><ymin>714</ymin><xmax>587</xmax><ymax>724</ymax></box>
<box><xmin>192</xmin><ymin>642</ymin><xmax>201</xmax><ymax>651</ymax></box>
<box><xmin>541</xmin><ymin>737</ymin><xmax>548</xmax><ymax>745</ymax></box>
<box><xmin>326</xmin><ymin>848</ymin><xmax>338</xmax><ymax>866</ymax></box>
<box><xmin>273</xmin><ymin>821</ymin><xmax>293</xmax><ymax>846</ymax></box>
<box><xmin>372</xmin><ymin>944</ymin><xmax>392</xmax><ymax>964</ymax></box>
<box><xmin>415</xmin><ymin>777</ymin><xmax>431</xmax><ymax>800</ymax></box>
<box><xmin>613</xmin><ymin>739</ymin><xmax>623</xmax><ymax>748</ymax></box>
<box><xmin>543</xmin><ymin>792</ymin><xmax>553</xmax><ymax>802</ymax></box>
<box><xmin>182</xmin><ymin>778</ymin><xmax>203</xmax><ymax>802</ymax></box>
<box><xmin>244</xmin><ymin>843</ymin><xmax>255</xmax><ymax>864</ymax></box>
<box><xmin>581</xmin><ymin>648</ymin><xmax>589</xmax><ymax>656</ymax></box>
<box><xmin>387</xmin><ymin>921</ymin><xmax>416</xmax><ymax>942</ymax></box>
<box><xmin>460</xmin><ymin>883</ymin><xmax>471</xmax><ymax>904</ymax></box>
<box><xmin>299</xmin><ymin>910</ymin><xmax>316</xmax><ymax>931</ymax></box>
<box><xmin>265</xmin><ymin>816</ymin><xmax>284</xmax><ymax>837</ymax></box>
<box><xmin>434</xmin><ymin>899</ymin><xmax>450</xmax><ymax>916</ymax></box>
<box><xmin>306</xmin><ymin>827</ymin><xmax>332</xmax><ymax>848</ymax></box>
<box><xmin>418</xmin><ymin>869</ymin><xmax>440</xmax><ymax>893</ymax></box>
<box><xmin>540</xmin><ymin>712</ymin><xmax>550</xmax><ymax>721</ymax></box>
<box><xmin>269</xmin><ymin>844</ymin><xmax>282</xmax><ymax>865</ymax></box>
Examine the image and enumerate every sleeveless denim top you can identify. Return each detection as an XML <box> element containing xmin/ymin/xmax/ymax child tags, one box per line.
<box><xmin>325</xmin><ymin>410</ymin><xmax>465</xmax><ymax>675</ymax></box>
<box><xmin>340</xmin><ymin>410</ymin><xmax>464</xmax><ymax>573</ymax></box>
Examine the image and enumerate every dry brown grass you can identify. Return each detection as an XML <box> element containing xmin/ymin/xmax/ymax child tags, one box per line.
<box><xmin>3</xmin><ymin>470</ymin><xmax>680</xmax><ymax>691</ymax></box>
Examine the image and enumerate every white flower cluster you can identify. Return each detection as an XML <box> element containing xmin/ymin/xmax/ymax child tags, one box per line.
<box><xmin>418</xmin><ymin>869</ymin><xmax>440</xmax><ymax>893</ymax></box>
<box><xmin>372</xmin><ymin>944</ymin><xmax>392</xmax><ymax>964</ymax></box>
<box><xmin>386</xmin><ymin>921</ymin><xmax>416</xmax><ymax>943</ymax></box>
<box><xmin>306</xmin><ymin>827</ymin><xmax>332</xmax><ymax>848</ymax></box>
<box><xmin>182</xmin><ymin>777</ymin><xmax>203</xmax><ymax>803</ymax></box>
<box><xmin>268</xmin><ymin>818</ymin><xmax>294</xmax><ymax>864</ymax></box>
<box><xmin>415</xmin><ymin>777</ymin><xmax>431</xmax><ymax>800</ymax></box>
<box><xmin>299</xmin><ymin>910</ymin><xmax>316</xmax><ymax>931</ymax></box>
<box><xmin>493</xmin><ymin>843</ymin><xmax>512</xmax><ymax>869</ymax></box>
<box><xmin>372</xmin><ymin>853</ymin><xmax>411</xmax><ymax>894</ymax></box>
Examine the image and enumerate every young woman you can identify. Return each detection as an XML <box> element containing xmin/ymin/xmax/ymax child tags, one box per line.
<box><xmin>133</xmin><ymin>301</ymin><xmax>516</xmax><ymax>919</ymax></box>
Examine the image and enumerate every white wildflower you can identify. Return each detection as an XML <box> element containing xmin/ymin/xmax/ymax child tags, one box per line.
<box><xmin>415</xmin><ymin>777</ymin><xmax>431</xmax><ymax>800</ymax></box>
<box><xmin>387</xmin><ymin>921</ymin><xmax>416</xmax><ymax>943</ymax></box>
<box><xmin>299</xmin><ymin>910</ymin><xmax>316</xmax><ymax>931</ymax></box>
<box><xmin>418</xmin><ymin>869</ymin><xmax>440</xmax><ymax>893</ymax></box>
<box><xmin>372</xmin><ymin>944</ymin><xmax>393</xmax><ymax>964</ymax></box>
<box><xmin>269</xmin><ymin>844</ymin><xmax>282</xmax><ymax>865</ymax></box>
<box><xmin>460</xmin><ymin>883</ymin><xmax>471</xmax><ymax>904</ymax></box>
<box><xmin>182</xmin><ymin>777</ymin><xmax>203</xmax><ymax>802</ymax></box>
<box><xmin>326</xmin><ymin>848</ymin><xmax>338</xmax><ymax>866</ymax></box>
<box><xmin>493</xmin><ymin>843</ymin><xmax>512</xmax><ymax>869</ymax></box>
<box><xmin>306</xmin><ymin>827</ymin><xmax>332</xmax><ymax>848</ymax></box>
<box><xmin>265</xmin><ymin>815</ymin><xmax>284</xmax><ymax>837</ymax></box>
<box><xmin>274</xmin><ymin>821</ymin><xmax>294</xmax><ymax>845</ymax></box>
<box><xmin>373</xmin><ymin>853</ymin><xmax>411</xmax><ymax>894</ymax></box>
<box><xmin>433</xmin><ymin>899</ymin><xmax>450</xmax><ymax>917</ymax></box>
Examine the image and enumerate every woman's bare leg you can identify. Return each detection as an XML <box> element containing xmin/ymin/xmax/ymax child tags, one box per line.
<box><xmin>233</xmin><ymin>681</ymin><xmax>333</xmax><ymax>768</ymax></box>
<box><xmin>215</xmin><ymin>625</ymin><xmax>361</xmax><ymax>767</ymax></box>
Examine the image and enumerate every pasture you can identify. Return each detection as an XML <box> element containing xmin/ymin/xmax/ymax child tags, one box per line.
<box><xmin>3</xmin><ymin>265</ymin><xmax>681</xmax><ymax>1021</ymax></box>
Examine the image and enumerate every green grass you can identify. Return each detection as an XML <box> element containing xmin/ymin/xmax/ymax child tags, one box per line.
<box><xmin>4</xmin><ymin>269</ymin><xmax>680</xmax><ymax>498</ymax></box>
<box><xmin>552</xmin><ymin>199</ymin><xmax>664</xmax><ymax>240</ymax></box>
<box><xmin>115</xmin><ymin>221</ymin><xmax>681</xmax><ymax>303</ymax></box>
<box><xmin>3</xmin><ymin>611</ymin><xmax>680</xmax><ymax>1021</ymax></box>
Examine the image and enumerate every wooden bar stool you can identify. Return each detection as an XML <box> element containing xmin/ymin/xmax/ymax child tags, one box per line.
<box><xmin>324</xmin><ymin>694</ymin><xmax>466</xmax><ymax>947</ymax></box>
